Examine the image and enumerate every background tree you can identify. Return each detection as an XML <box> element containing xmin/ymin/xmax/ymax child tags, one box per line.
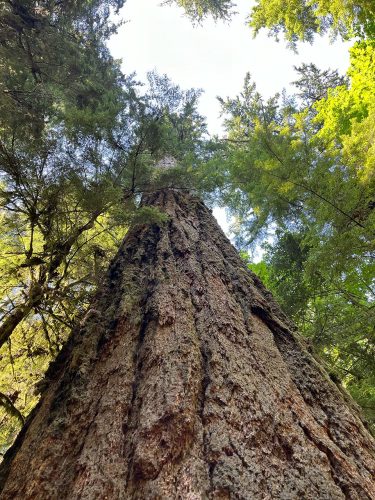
<box><xmin>249</xmin><ymin>0</ymin><xmax>375</xmax><ymax>44</ymax></box>
<box><xmin>206</xmin><ymin>42</ymin><xmax>375</xmax><ymax>427</ymax></box>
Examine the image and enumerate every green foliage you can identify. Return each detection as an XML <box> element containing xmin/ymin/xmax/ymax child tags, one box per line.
<box><xmin>141</xmin><ymin>72</ymin><xmax>207</xmax><ymax>165</ymax></box>
<box><xmin>164</xmin><ymin>0</ymin><xmax>234</xmax><ymax>20</ymax></box>
<box><xmin>166</xmin><ymin>0</ymin><xmax>374</xmax><ymax>42</ymax></box>
<box><xmin>0</xmin><ymin>0</ymin><xmax>126</xmax><ymax>142</ymax></box>
<box><xmin>129</xmin><ymin>206</ymin><xmax>169</xmax><ymax>226</ymax></box>
<box><xmin>314</xmin><ymin>41</ymin><xmax>375</xmax><ymax>174</ymax></box>
<box><xmin>249</xmin><ymin>0</ymin><xmax>375</xmax><ymax>43</ymax></box>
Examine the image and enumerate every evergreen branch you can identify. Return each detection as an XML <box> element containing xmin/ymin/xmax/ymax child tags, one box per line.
<box><xmin>260</xmin><ymin>138</ymin><xmax>371</xmax><ymax>232</ymax></box>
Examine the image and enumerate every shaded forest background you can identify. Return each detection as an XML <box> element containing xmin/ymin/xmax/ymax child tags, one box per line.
<box><xmin>0</xmin><ymin>0</ymin><xmax>374</xmax><ymax>453</ymax></box>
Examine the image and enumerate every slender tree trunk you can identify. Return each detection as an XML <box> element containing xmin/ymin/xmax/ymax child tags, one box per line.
<box><xmin>0</xmin><ymin>189</ymin><xmax>374</xmax><ymax>499</ymax></box>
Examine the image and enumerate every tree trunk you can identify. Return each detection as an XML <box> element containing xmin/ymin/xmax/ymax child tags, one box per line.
<box><xmin>0</xmin><ymin>189</ymin><xmax>374</xmax><ymax>499</ymax></box>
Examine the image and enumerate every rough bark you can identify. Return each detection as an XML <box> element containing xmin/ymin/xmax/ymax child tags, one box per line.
<box><xmin>0</xmin><ymin>189</ymin><xmax>374</xmax><ymax>499</ymax></box>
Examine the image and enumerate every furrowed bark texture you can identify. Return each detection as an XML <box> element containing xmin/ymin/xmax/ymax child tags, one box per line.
<box><xmin>0</xmin><ymin>189</ymin><xmax>374</xmax><ymax>499</ymax></box>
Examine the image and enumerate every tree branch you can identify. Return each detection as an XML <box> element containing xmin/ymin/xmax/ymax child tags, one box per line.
<box><xmin>0</xmin><ymin>392</ymin><xmax>24</xmax><ymax>426</ymax></box>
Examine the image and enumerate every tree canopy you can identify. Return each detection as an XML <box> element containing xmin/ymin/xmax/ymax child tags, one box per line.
<box><xmin>170</xmin><ymin>0</ymin><xmax>375</xmax><ymax>41</ymax></box>
<box><xmin>249</xmin><ymin>0</ymin><xmax>375</xmax><ymax>44</ymax></box>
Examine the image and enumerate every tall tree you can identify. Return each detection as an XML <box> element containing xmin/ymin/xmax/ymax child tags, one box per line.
<box><xmin>0</xmin><ymin>189</ymin><xmax>374</xmax><ymax>499</ymax></box>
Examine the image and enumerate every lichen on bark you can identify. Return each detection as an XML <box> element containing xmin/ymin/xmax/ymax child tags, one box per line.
<box><xmin>0</xmin><ymin>189</ymin><xmax>374</xmax><ymax>499</ymax></box>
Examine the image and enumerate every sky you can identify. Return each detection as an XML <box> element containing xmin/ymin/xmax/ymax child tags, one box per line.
<box><xmin>108</xmin><ymin>0</ymin><xmax>351</xmax><ymax>136</ymax></box>
<box><xmin>107</xmin><ymin>0</ymin><xmax>351</xmax><ymax>253</ymax></box>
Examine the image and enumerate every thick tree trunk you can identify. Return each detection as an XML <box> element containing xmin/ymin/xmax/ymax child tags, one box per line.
<box><xmin>0</xmin><ymin>189</ymin><xmax>374</xmax><ymax>499</ymax></box>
